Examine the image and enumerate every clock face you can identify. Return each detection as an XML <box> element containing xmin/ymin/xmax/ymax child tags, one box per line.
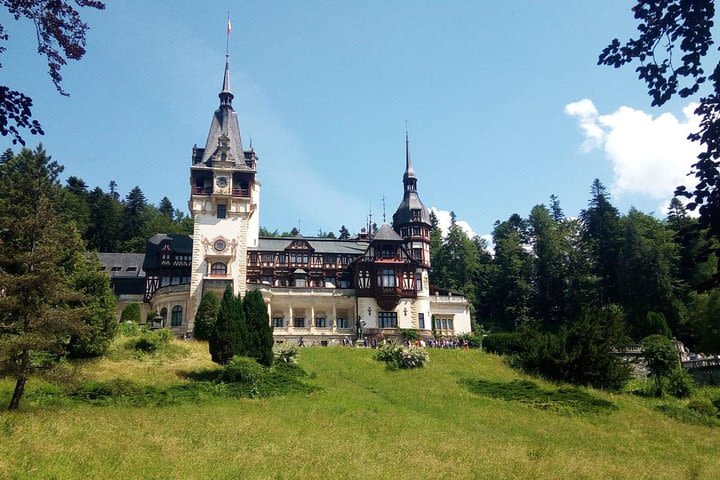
<box><xmin>216</xmin><ymin>176</ymin><xmax>228</xmax><ymax>188</ymax></box>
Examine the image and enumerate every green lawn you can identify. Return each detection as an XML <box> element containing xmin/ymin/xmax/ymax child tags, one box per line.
<box><xmin>0</xmin><ymin>342</ymin><xmax>719</xmax><ymax>479</ymax></box>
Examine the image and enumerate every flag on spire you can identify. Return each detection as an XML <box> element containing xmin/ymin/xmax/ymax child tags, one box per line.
<box><xmin>227</xmin><ymin>18</ymin><xmax>232</xmax><ymax>34</ymax></box>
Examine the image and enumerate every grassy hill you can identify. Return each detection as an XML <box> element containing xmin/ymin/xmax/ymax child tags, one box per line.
<box><xmin>1</xmin><ymin>340</ymin><xmax>719</xmax><ymax>479</ymax></box>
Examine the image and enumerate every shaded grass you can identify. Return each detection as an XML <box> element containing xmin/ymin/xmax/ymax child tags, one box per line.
<box><xmin>654</xmin><ymin>403</ymin><xmax>720</xmax><ymax>428</ymax></box>
<box><xmin>461</xmin><ymin>378</ymin><xmax>617</xmax><ymax>414</ymax></box>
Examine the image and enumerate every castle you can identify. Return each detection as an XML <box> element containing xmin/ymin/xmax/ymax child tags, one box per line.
<box><xmin>101</xmin><ymin>58</ymin><xmax>471</xmax><ymax>343</ymax></box>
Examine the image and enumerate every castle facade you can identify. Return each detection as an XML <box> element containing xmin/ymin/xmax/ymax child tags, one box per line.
<box><xmin>102</xmin><ymin>59</ymin><xmax>471</xmax><ymax>343</ymax></box>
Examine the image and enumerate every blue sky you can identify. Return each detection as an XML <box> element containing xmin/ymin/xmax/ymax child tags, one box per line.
<box><xmin>0</xmin><ymin>1</ymin><xmax>702</xmax><ymax>239</ymax></box>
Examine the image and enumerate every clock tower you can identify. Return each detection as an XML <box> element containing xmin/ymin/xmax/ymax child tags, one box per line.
<box><xmin>187</xmin><ymin>58</ymin><xmax>260</xmax><ymax>327</ymax></box>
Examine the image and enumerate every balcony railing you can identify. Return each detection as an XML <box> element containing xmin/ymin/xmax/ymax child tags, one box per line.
<box><xmin>193</xmin><ymin>186</ymin><xmax>212</xmax><ymax>195</ymax></box>
<box><xmin>232</xmin><ymin>188</ymin><xmax>250</xmax><ymax>197</ymax></box>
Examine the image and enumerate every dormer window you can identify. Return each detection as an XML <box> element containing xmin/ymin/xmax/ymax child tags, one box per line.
<box><xmin>411</xmin><ymin>209</ymin><xmax>421</xmax><ymax>221</ymax></box>
<box><xmin>380</xmin><ymin>244</ymin><xmax>394</xmax><ymax>258</ymax></box>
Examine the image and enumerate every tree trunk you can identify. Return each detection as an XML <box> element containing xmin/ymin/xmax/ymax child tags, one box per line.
<box><xmin>7</xmin><ymin>351</ymin><xmax>30</xmax><ymax>410</ymax></box>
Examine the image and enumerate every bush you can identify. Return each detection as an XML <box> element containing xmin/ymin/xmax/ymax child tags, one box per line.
<box><xmin>273</xmin><ymin>343</ymin><xmax>300</xmax><ymax>364</ymax></box>
<box><xmin>457</xmin><ymin>332</ymin><xmax>483</xmax><ymax>348</ymax></box>
<box><xmin>482</xmin><ymin>332</ymin><xmax>526</xmax><ymax>355</ymax></box>
<box><xmin>375</xmin><ymin>343</ymin><xmax>429</xmax><ymax>369</ymax></box>
<box><xmin>514</xmin><ymin>309</ymin><xmax>632</xmax><ymax>391</ymax></box>
<box><xmin>127</xmin><ymin>328</ymin><xmax>173</xmax><ymax>353</ymax></box>
<box><xmin>667</xmin><ymin>368</ymin><xmax>695</xmax><ymax>398</ymax></box>
<box><xmin>120</xmin><ymin>303</ymin><xmax>142</xmax><ymax>323</ymax></box>
<box><xmin>398</xmin><ymin>328</ymin><xmax>421</xmax><ymax>342</ymax></box>
<box><xmin>217</xmin><ymin>356</ymin><xmax>264</xmax><ymax>384</ymax></box>
<box><xmin>687</xmin><ymin>398</ymin><xmax>719</xmax><ymax>418</ymax></box>
<box><xmin>642</xmin><ymin>334</ymin><xmax>679</xmax><ymax>396</ymax></box>
<box><xmin>118</xmin><ymin>321</ymin><xmax>142</xmax><ymax>336</ymax></box>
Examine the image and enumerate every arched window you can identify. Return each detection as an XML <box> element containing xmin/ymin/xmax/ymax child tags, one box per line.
<box><xmin>160</xmin><ymin>307</ymin><xmax>167</xmax><ymax>320</ymax></box>
<box><xmin>210</xmin><ymin>262</ymin><xmax>227</xmax><ymax>275</ymax></box>
<box><xmin>171</xmin><ymin>305</ymin><xmax>183</xmax><ymax>327</ymax></box>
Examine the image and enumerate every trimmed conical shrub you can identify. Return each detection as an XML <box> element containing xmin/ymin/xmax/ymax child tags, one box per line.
<box><xmin>194</xmin><ymin>291</ymin><xmax>219</xmax><ymax>341</ymax></box>
<box><xmin>242</xmin><ymin>289</ymin><xmax>274</xmax><ymax>367</ymax></box>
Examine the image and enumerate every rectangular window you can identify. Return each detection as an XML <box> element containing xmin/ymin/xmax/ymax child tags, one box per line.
<box><xmin>272</xmin><ymin>317</ymin><xmax>284</xmax><ymax>328</ymax></box>
<box><xmin>294</xmin><ymin>278</ymin><xmax>307</xmax><ymax>288</ymax></box>
<box><xmin>315</xmin><ymin>317</ymin><xmax>326</xmax><ymax>328</ymax></box>
<box><xmin>290</xmin><ymin>253</ymin><xmax>309</xmax><ymax>264</ymax></box>
<box><xmin>412</xmin><ymin>226</ymin><xmax>421</xmax><ymax>236</ymax></box>
<box><xmin>434</xmin><ymin>315</ymin><xmax>455</xmax><ymax>332</ymax></box>
<box><xmin>337</xmin><ymin>317</ymin><xmax>348</xmax><ymax>329</ymax></box>
<box><xmin>217</xmin><ymin>204</ymin><xmax>227</xmax><ymax>219</ymax></box>
<box><xmin>293</xmin><ymin>317</ymin><xmax>305</xmax><ymax>327</ymax></box>
<box><xmin>412</xmin><ymin>248</ymin><xmax>423</xmax><ymax>260</ymax></box>
<box><xmin>378</xmin><ymin>268</ymin><xmax>396</xmax><ymax>287</ymax></box>
<box><xmin>339</xmin><ymin>279</ymin><xmax>350</xmax><ymax>289</ymax></box>
<box><xmin>416</xmin><ymin>275</ymin><xmax>423</xmax><ymax>291</ymax></box>
<box><xmin>278</xmin><ymin>254</ymin><xmax>286</xmax><ymax>264</ymax></box>
<box><xmin>262</xmin><ymin>273</ymin><xmax>273</xmax><ymax>284</ymax></box>
<box><xmin>378</xmin><ymin>311</ymin><xmax>398</xmax><ymax>328</ymax></box>
<box><xmin>261</xmin><ymin>252</ymin><xmax>273</xmax><ymax>262</ymax></box>
<box><xmin>419</xmin><ymin>313</ymin><xmax>425</xmax><ymax>329</ymax></box>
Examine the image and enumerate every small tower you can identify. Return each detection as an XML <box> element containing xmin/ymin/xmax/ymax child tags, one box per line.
<box><xmin>187</xmin><ymin>56</ymin><xmax>261</xmax><ymax>327</ymax></box>
<box><xmin>392</xmin><ymin>131</ymin><xmax>431</xmax><ymax>268</ymax></box>
<box><xmin>392</xmin><ymin>131</ymin><xmax>432</xmax><ymax>330</ymax></box>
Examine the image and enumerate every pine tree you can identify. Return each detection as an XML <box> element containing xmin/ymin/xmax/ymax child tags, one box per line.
<box><xmin>242</xmin><ymin>289</ymin><xmax>274</xmax><ymax>367</ymax></box>
<box><xmin>529</xmin><ymin>204</ymin><xmax>570</xmax><ymax>329</ymax></box>
<box><xmin>209</xmin><ymin>286</ymin><xmax>246</xmax><ymax>365</ymax></box>
<box><xmin>0</xmin><ymin>146</ymin><xmax>87</xmax><ymax>410</ymax></box>
<box><xmin>86</xmin><ymin>187</ymin><xmax>122</xmax><ymax>252</ymax></box>
<box><xmin>193</xmin><ymin>291</ymin><xmax>219</xmax><ymax>341</ymax></box>
<box><xmin>66</xmin><ymin>253</ymin><xmax>117</xmax><ymax>357</ymax></box>
<box><xmin>580</xmin><ymin>179</ymin><xmax>622</xmax><ymax>305</ymax></box>
<box><xmin>338</xmin><ymin>225</ymin><xmax>350</xmax><ymax>240</ymax></box>
<box><xmin>158</xmin><ymin>196</ymin><xmax>174</xmax><ymax>220</ymax></box>
<box><xmin>617</xmin><ymin>208</ymin><xmax>679</xmax><ymax>339</ymax></box>
<box><xmin>491</xmin><ymin>217</ymin><xmax>534</xmax><ymax>329</ymax></box>
<box><xmin>121</xmin><ymin>186</ymin><xmax>147</xmax><ymax>248</ymax></box>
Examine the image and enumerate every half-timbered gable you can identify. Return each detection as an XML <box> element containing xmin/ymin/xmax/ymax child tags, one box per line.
<box><xmin>247</xmin><ymin>236</ymin><xmax>368</xmax><ymax>289</ymax></box>
<box><xmin>142</xmin><ymin>234</ymin><xmax>192</xmax><ymax>301</ymax></box>
<box><xmin>354</xmin><ymin>224</ymin><xmax>421</xmax><ymax>311</ymax></box>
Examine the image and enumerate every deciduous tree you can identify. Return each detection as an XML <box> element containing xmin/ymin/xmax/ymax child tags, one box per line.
<box><xmin>0</xmin><ymin>0</ymin><xmax>105</xmax><ymax>145</ymax></box>
<box><xmin>599</xmin><ymin>1</ymin><xmax>720</xmax><ymax>283</ymax></box>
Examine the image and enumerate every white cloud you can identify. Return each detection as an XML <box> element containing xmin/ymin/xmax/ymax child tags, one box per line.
<box><xmin>430</xmin><ymin>207</ymin><xmax>477</xmax><ymax>238</ymax></box>
<box><xmin>429</xmin><ymin>208</ymin><xmax>495</xmax><ymax>255</ymax></box>
<box><xmin>565</xmin><ymin>99</ymin><xmax>701</xmax><ymax>201</ymax></box>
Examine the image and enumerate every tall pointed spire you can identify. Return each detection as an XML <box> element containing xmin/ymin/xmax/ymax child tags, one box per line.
<box><xmin>404</xmin><ymin>124</ymin><xmax>416</xmax><ymax>182</ymax></box>
<box><xmin>219</xmin><ymin>12</ymin><xmax>234</xmax><ymax>107</ymax></box>
<box><xmin>219</xmin><ymin>59</ymin><xmax>233</xmax><ymax>106</ymax></box>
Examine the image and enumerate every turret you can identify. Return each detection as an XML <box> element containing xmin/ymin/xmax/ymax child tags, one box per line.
<box><xmin>392</xmin><ymin>132</ymin><xmax>431</xmax><ymax>268</ymax></box>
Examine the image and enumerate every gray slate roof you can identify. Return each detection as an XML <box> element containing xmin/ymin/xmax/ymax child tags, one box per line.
<box><xmin>98</xmin><ymin>253</ymin><xmax>146</xmax><ymax>277</ymax></box>
<box><xmin>392</xmin><ymin>191</ymin><xmax>431</xmax><ymax>225</ymax></box>
<box><xmin>252</xmin><ymin>237</ymin><xmax>369</xmax><ymax>255</ymax></box>
<box><xmin>198</xmin><ymin>61</ymin><xmax>248</xmax><ymax>167</ymax></box>
<box><xmin>142</xmin><ymin>234</ymin><xmax>193</xmax><ymax>270</ymax></box>
<box><xmin>373</xmin><ymin>223</ymin><xmax>403</xmax><ymax>242</ymax></box>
